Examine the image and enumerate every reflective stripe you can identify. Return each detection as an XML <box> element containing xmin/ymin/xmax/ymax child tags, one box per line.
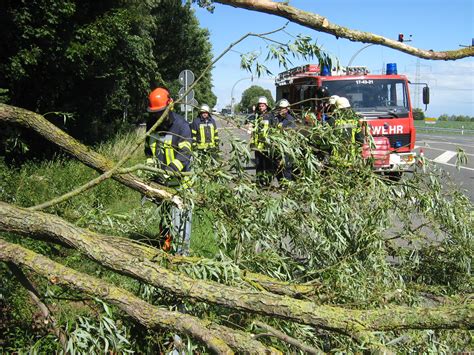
<box><xmin>179</xmin><ymin>141</ymin><xmax>192</xmax><ymax>151</ymax></box>
<box><xmin>164</xmin><ymin>135</ymin><xmax>174</xmax><ymax>165</ymax></box>
<box><xmin>210</xmin><ymin>124</ymin><xmax>215</xmax><ymax>146</ymax></box>
<box><xmin>150</xmin><ymin>141</ymin><xmax>157</xmax><ymax>156</ymax></box>
<box><xmin>199</xmin><ymin>125</ymin><xmax>206</xmax><ymax>145</ymax></box>
<box><xmin>171</xmin><ymin>159</ymin><xmax>184</xmax><ymax>171</ymax></box>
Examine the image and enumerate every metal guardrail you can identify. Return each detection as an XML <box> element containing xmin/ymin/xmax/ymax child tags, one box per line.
<box><xmin>415</xmin><ymin>126</ymin><xmax>474</xmax><ymax>135</ymax></box>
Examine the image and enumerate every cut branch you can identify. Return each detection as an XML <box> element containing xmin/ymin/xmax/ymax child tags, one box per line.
<box><xmin>214</xmin><ymin>0</ymin><xmax>474</xmax><ymax>60</ymax></box>
<box><xmin>1</xmin><ymin>201</ymin><xmax>472</xmax><ymax>335</ymax></box>
<box><xmin>0</xmin><ymin>239</ymin><xmax>279</xmax><ymax>354</ymax></box>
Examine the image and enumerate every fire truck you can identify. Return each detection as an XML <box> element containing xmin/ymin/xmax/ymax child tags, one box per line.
<box><xmin>275</xmin><ymin>63</ymin><xmax>430</xmax><ymax>173</ymax></box>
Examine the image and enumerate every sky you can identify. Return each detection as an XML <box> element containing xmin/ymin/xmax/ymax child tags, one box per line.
<box><xmin>192</xmin><ymin>0</ymin><xmax>474</xmax><ymax>118</ymax></box>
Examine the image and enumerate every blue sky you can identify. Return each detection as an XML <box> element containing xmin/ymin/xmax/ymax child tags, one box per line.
<box><xmin>193</xmin><ymin>0</ymin><xmax>473</xmax><ymax>117</ymax></box>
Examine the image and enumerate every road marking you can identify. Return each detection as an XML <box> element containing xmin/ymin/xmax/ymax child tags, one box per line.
<box><xmin>434</xmin><ymin>161</ymin><xmax>474</xmax><ymax>172</ymax></box>
<box><xmin>415</xmin><ymin>145</ymin><xmax>474</xmax><ymax>157</ymax></box>
<box><xmin>432</xmin><ymin>150</ymin><xmax>457</xmax><ymax>164</ymax></box>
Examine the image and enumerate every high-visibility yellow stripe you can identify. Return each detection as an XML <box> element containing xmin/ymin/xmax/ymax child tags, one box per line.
<box><xmin>210</xmin><ymin>125</ymin><xmax>215</xmax><ymax>146</ymax></box>
<box><xmin>199</xmin><ymin>125</ymin><xmax>206</xmax><ymax>144</ymax></box>
<box><xmin>164</xmin><ymin>137</ymin><xmax>173</xmax><ymax>165</ymax></box>
<box><xmin>171</xmin><ymin>159</ymin><xmax>184</xmax><ymax>171</ymax></box>
<box><xmin>150</xmin><ymin>141</ymin><xmax>157</xmax><ymax>157</ymax></box>
<box><xmin>179</xmin><ymin>141</ymin><xmax>192</xmax><ymax>151</ymax></box>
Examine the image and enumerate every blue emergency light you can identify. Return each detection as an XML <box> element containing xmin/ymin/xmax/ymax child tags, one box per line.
<box><xmin>321</xmin><ymin>65</ymin><xmax>331</xmax><ymax>76</ymax></box>
<box><xmin>386</xmin><ymin>63</ymin><xmax>398</xmax><ymax>75</ymax></box>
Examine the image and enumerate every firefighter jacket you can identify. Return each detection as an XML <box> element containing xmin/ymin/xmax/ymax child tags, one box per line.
<box><xmin>145</xmin><ymin>112</ymin><xmax>192</xmax><ymax>177</ymax></box>
<box><xmin>275</xmin><ymin>112</ymin><xmax>296</xmax><ymax>130</ymax></box>
<box><xmin>250</xmin><ymin>111</ymin><xmax>275</xmax><ymax>151</ymax></box>
<box><xmin>333</xmin><ymin>110</ymin><xmax>363</xmax><ymax>144</ymax></box>
<box><xmin>190</xmin><ymin>115</ymin><xmax>219</xmax><ymax>150</ymax></box>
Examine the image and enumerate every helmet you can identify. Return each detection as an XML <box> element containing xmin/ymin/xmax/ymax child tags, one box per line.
<box><xmin>328</xmin><ymin>95</ymin><xmax>340</xmax><ymax>105</ymax></box>
<box><xmin>257</xmin><ymin>96</ymin><xmax>268</xmax><ymax>105</ymax></box>
<box><xmin>316</xmin><ymin>86</ymin><xmax>330</xmax><ymax>99</ymax></box>
<box><xmin>199</xmin><ymin>104</ymin><xmax>210</xmax><ymax>113</ymax></box>
<box><xmin>335</xmin><ymin>96</ymin><xmax>351</xmax><ymax>109</ymax></box>
<box><xmin>277</xmin><ymin>99</ymin><xmax>290</xmax><ymax>108</ymax></box>
<box><xmin>147</xmin><ymin>88</ymin><xmax>171</xmax><ymax>112</ymax></box>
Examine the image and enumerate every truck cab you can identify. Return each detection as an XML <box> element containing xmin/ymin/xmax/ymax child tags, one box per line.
<box><xmin>275</xmin><ymin>64</ymin><xmax>429</xmax><ymax>171</ymax></box>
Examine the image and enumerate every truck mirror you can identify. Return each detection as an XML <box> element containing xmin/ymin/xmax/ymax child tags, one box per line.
<box><xmin>422</xmin><ymin>86</ymin><xmax>430</xmax><ymax>105</ymax></box>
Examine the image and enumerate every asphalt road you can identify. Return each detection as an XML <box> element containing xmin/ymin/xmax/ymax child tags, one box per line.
<box><xmin>415</xmin><ymin>133</ymin><xmax>474</xmax><ymax>202</ymax></box>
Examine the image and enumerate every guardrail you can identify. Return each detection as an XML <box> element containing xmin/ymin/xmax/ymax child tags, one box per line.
<box><xmin>415</xmin><ymin>126</ymin><xmax>474</xmax><ymax>135</ymax></box>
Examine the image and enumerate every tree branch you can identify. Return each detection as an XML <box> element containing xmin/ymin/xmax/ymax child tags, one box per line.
<box><xmin>253</xmin><ymin>320</ymin><xmax>322</xmax><ymax>354</ymax></box>
<box><xmin>213</xmin><ymin>0</ymin><xmax>474</xmax><ymax>60</ymax></box>
<box><xmin>7</xmin><ymin>263</ymin><xmax>68</xmax><ymax>352</ymax></box>
<box><xmin>0</xmin><ymin>104</ymin><xmax>183</xmax><ymax>208</ymax></box>
<box><xmin>1</xmin><ymin>239</ymin><xmax>279</xmax><ymax>354</ymax></box>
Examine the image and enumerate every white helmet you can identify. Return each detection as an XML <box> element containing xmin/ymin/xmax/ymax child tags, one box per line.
<box><xmin>257</xmin><ymin>96</ymin><xmax>268</xmax><ymax>105</ymax></box>
<box><xmin>328</xmin><ymin>95</ymin><xmax>340</xmax><ymax>105</ymax></box>
<box><xmin>277</xmin><ymin>99</ymin><xmax>290</xmax><ymax>108</ymax></box>
<box><xmin>199</xmin><ymin>104</ymin><xmax>210</xmax><ymax>113</ymax></box>
<box><xmin>335</xmin><ymin>97</ymin><xmax>351</xmax><ymax>109</ymax></box>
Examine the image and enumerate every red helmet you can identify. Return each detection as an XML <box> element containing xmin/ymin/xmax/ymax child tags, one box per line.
<box><xmin>147</xmin><ymin>87</ymin><xmax>171</xmax><ymax>112</ymax></box>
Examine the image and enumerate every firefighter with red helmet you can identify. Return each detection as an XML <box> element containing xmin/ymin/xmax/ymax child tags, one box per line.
<box><xmin>145</xmin><ymin>87</ymin><xmax>193</xmax><ymax>255</ymax></box>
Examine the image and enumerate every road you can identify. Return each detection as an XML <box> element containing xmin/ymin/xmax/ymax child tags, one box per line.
<box><xmin>415</xmin><ymin>133</ymin><xmax>474</xmax><ymax>201</ymax></box>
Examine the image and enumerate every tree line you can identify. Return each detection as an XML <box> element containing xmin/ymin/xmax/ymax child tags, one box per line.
<box><xmin>0</xmin><ymin>0</ymin><xmax>216</xmax><ymax>161</ymax></box>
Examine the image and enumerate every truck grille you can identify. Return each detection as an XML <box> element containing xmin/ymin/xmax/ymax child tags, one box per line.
<box><xmin>386</xmin><ymin>134</ymin><xmax>411</xmax><ymax>148</ymax></box>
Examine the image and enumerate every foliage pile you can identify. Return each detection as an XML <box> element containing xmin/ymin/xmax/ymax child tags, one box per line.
<box><xmin>1</xmin><ymin>118</ymin><xmax>472</xmax><ymax>353</ymax></box>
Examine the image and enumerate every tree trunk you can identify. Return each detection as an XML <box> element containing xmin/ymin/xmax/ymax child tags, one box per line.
<box><xmin>0</xmin><ymin>103</ymin><xmax>182</xmax><ymax>206</ymax></box>
<box><xmin>1</xmin><ymin>201</ymin><xmax>472</xmax><ymax>335</ymax></box>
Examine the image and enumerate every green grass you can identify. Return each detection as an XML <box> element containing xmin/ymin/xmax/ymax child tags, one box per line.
<box><xmin>414</xmin><ymin>120</ymin><xmax>474</xmax><ymax>134</ymax></box>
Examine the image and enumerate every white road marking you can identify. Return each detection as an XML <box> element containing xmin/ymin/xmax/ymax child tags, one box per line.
<box><xmin>434</xmin><ymin>162</ymin><xmax>474</xmax><ymax>172</ymax></box>
<box><xmin>415</xmin><ymin>145</ymin><xmax>474</xmax><ymax>157</ymax></box>
<box><xmin>432</xmin><ymin>150</ymin><xmax>457</xmax><ymax>164</ymax></box>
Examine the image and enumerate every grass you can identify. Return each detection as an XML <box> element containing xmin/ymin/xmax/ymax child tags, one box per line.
<box><xmin>414</xmin><ymin>120</ymin><xmax>474</xmax><ymax>135</ymax></box>
<box><xmin>1</xmin><ymin>129</ymin><xmax>220</xmax><ymax>351</ymax></box>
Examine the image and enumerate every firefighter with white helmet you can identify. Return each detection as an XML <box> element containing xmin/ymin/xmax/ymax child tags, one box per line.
<box><xmin>249</xmin><ymin>95</ymin><xmax>275</xmax><ymax>186</ymax></box>
<box><xmin>190</xmin><ymin>103</ymin><xmax>219</xmax><ymax>153</ymax></box>
<box><xmin>329</xmin><ymin>96</ymin><xmax>364</xmax><ymax>160</ymax></box>
<box><xmin>274</xmin><ymin>99</ymin><xmax>296</xmax><ymax>182</ymax></box>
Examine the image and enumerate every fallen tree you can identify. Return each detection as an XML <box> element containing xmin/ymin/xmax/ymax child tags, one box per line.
<box><xmin>1</xmin><ymin>202</ymin><xmax>472</xmax><ymax>336</ymax></box>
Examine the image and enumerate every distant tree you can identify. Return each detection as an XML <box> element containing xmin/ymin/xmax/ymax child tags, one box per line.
<box><xmin>0</xmin><ymin>0</ymin><xmax>215</xmax><ymax>159</ymax></box>
<box><xmin>438</xmin><ymin>114</ymin><xmax>449</xmax><ymax>121</ymax></box>
<box><xmin>413</xmin><ymin>108</ymin><xmax>425</xmax><ymax>121</ymax></box>
<box><xmin>239</xmin><ymin>85</ymin><xmax>274</xmax><ymax>112</ymax></box>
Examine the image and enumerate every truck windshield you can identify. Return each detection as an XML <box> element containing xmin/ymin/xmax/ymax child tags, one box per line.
<box><xmin>324</xmin><ymin>79</ymin><xmax>410</xmax><ymax>118</ymax></box>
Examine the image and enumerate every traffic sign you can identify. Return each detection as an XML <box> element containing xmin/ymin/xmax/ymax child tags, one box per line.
<box><xmin>179</xmin><ymin>70</ymin><xmax>195</xmax><ymax>87</ymax></box>
<box><xmin>178</xmin><ymin>87</ymin><xmax>194</xmax><ymax>103</ymax></box>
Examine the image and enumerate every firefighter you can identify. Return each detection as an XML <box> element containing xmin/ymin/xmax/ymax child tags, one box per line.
<box><xmin>145</xmin><ymin>87</ymin><xmax>193</xmax><ymax>255</ymax></box>
<box><xmin>273</xmin><ymin>99</ymin><xmax>296</xmax><ymax>182</ymax></box>
<box><xmin>190</xmin><ymin>104</ymin><xmax>219</xmax><ymax>154</ymax></box>
<box><xmin>330</xmin><ymin>96</ymin><xmax>364</xmax><ymax>162</ymax></box>
<box><xmin>250</xmin><ymin>96</ymin><xmax>275</xmax><ymax>186</ymax></box>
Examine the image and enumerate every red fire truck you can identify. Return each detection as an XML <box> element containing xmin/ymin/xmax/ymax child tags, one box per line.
<box><xmin>275</xmin><ymin>63</ymin><xmax>430</xmax><ymax>172</ymax></box>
